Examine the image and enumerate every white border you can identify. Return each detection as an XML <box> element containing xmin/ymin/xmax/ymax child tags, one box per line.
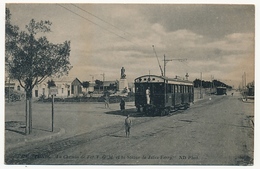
<box><xmin>0</xmin><ymin>1</ymin><xmax>258</xmax><ymax>169</ymax></box>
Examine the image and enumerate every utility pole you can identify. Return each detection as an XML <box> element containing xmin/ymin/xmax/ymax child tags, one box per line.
<box><xmin>210</xmin><ymin>75</ymin><xmax>214</xmax><ymax>94</ymax></box>
<box><xmin>163</xmin><ymin>54</ymin><xmax>187</xmax><ymax>77</ymax></box>
<box><xmin>242</xmin><ymin>74</ymin><xmax>244</xmax><ymax>90</ymax></box>
<box><xmin>100</xmin><ymin>73</ymin><xmax>105</xmax><ymax>93</ymax></box>
<box><xmin>163</xmin><ymin>54</ymin><xmax>187</xmax><ymax>105</ymax></box>
<box><xmin>89</xmin><ymin>75</ymin><xmax>94</xmax><ymax>82</ymax></box>
<box><xmin>200</xmin><ymin>72</ymin><xmax>203</xmax><ymax>99</ymax></box>
<box><xmin>244</xmin><ymin>72</ymin><xmax>246</xmax><ymax>88</ymax></box>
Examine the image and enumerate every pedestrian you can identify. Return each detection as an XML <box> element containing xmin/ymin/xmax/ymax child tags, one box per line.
<box><xmin>104</xmin><ymin>94</ymin><xmax>109</xmax><ymax>108</ymax></box>
<box><xmin>125</xmin><ymin>114</ymin><xmax>132</xmax><ymax>137</ymax></box>
<box><xmin>146</xmin><ymin>87</ymin><xmax>150</xmax><ymax>104</ymax></box>
<box><xmin>120</xmin><ymin>98</ymin><xmax>125</xmax><ymax>113</ymax></box>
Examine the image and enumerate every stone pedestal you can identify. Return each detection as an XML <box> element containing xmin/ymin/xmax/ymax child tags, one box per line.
<box><xmin>119</xmin><ymin>78</ymin><xmax>129</xmax><ymax>92</ymax></box>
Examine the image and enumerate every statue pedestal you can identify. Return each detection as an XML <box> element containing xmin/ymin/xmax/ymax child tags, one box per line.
<box><xmin>119</xmin><ymin>78</ymin><xmax>128</xmax><ymax>92</ymax></box>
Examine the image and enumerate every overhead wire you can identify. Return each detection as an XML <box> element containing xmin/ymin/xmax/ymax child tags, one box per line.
<box><xmin>72</xmin><ymin>4</ymin><xmax>156</xmax><ymax>45</ymax></box>
<box><xmin>56</xmin><ymin>4</ymin><xmax>138</xmax><ymax>46</ymax></box>
<box><xmin>60</xmin><ymin>4</ymin><xmax>158</xmax><ymax>49</ymax></box>
<box><xmin>58</xmin><ymin>4</ymin><xmax>195</xmax><ymax>77</ymax></box>
<box><xmin>70</xmin><ymin>3</ymin><xmax>132</xmax><ymax>37</ymax></box>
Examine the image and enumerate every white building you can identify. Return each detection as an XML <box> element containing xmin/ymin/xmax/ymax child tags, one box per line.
<box><xmin>5</xmin><ymin>76</ymin><xmax>85</xmax><ymax>100</ymax></box>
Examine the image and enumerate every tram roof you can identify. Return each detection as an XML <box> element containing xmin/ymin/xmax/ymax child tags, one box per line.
<box><xmin>134</xmin><ymin>75</ymin><xmax>193</xmax><ymax>86</ymax></box>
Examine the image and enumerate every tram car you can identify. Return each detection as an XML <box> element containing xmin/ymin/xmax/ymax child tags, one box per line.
<box><xmin>134</xmin><ymin>75</ymin><xmax>194</xmax><ymax>116</ymax></box>
<box><xmin>216</xmin><ymin>87</ymin><xmax>227</xmax><ymax>95</ymax></box>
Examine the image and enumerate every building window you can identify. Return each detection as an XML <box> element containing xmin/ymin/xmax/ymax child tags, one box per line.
<box><xmin>62</xmin><ymin>88</ymin><xmax>64</xmax><ymax>94</ymax></box>
<box><xmin>17</xmin><ymin>86</ymin><xmax>20</xmax><ymax>91</ymax></box>
<box><xmin>43</xmin><ymin>88</ymin><xmax>45</xmax><ymax>95</ymax></box>
<box><xmin>71</xmin><ymin>85</ymin><xmax>74</xmax><ymax>94</ymax></box>
<box><xmin>35</xmin><ymin>90</ymin><xmax>38</xmax><ymax>97</ymax></box>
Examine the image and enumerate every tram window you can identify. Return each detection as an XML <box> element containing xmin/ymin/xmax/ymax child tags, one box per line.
<box><xmin>167</xmin><ymin>84</ymin><xmax>172</xmax><ymax>93</ymax></box>
<box><xmin>153</xmin><ymin>85</ymin><xmax>156</xmax><ymax>93</ymax></box>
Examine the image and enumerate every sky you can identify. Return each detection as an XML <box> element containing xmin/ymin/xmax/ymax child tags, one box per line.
<box><xmin>4</xmin><ymin>2</ymin><xmax>255</xmax><ymax>88</ymax></box>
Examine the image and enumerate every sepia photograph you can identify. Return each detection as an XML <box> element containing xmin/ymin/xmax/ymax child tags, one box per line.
<box><xmin>3</xmin><ymin>0</ymin><xmax>255</xmax><ymax>166</ymax></box>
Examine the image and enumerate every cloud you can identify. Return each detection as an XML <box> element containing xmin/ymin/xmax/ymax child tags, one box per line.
<box><xmin>6</xmin><ymin>4</ymin><xmax>255</xmax><ymax>88</ymax></box>
<box><xmin>140</xmin><ymin>4</ymin><xmax>254</xmax><ymax>38</ymax></box>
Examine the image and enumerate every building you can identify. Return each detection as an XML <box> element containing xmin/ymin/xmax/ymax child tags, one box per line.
<box><xmin>5</xmin><ymin>76</ymin><xmax>85</xmax><ymax>100</ymax></box>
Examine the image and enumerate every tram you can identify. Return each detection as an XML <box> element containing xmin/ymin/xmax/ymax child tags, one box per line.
<box><xmin>134</xmin><ymin>75</ymin><xmax>194</xmax><ymax>116</ymax></box>
<box><xmin>216</xmin><ymin>87</ymin><xmax>227</xmax><ymax>95</ymax></box>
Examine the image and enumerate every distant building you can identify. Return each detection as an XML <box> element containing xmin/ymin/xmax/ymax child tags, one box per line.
<box><xmin>103</xmin><ymin>81</ymin><xmax>118</xmax><ymax>91</ymax></box>
<box><xmin>49</xmin><ymin>77</ymin><xmax>83</xmax><ymax>98</ymax></box>
<box><xmin>71</xmin><ymin>78</ymin><xmax>83</xmax><ymax>97</ymax></box>
<box><xmin>5</xmin><ymin>76</ymin><xmax>85</xmax><ymax>99</ymax></box>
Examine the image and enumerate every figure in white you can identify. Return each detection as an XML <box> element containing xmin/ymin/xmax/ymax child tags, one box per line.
<box><xmin>146</xmin><ymin>87</ymin><xmax>151</xmax><ymax>104</ymax></box>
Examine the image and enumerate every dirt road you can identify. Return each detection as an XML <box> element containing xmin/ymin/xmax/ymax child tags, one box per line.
<box><xmin>5</xmin><ymin>93</ymin><xmax>254</xmax><ymax>165</ymax></box>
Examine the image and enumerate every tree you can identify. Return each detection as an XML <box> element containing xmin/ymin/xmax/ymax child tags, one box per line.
<box><xmin>82</xmin><ymin>81</ymin><xmax>90</xmax><ymax>89</ymax></box>
<box><xmin>5</xmin><ymin>8</ymin><xmax>72</xmax><ymax>134</ymax></box>
<box><xmin>95</xmin><ymin>79</ymin><xmax>103</xmax><ymax>93</ymax></box>
<box><xmin>47</xmin><ymin>79</ymin><xmax>56</xmax><ymax>88</ymax></box>
<box><xmin>193</xmin><ymin>79</ymin><xmax>231</xmax><ymax>89</ymax></box>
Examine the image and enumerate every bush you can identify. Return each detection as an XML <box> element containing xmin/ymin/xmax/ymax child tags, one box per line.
<box><xmin>37</xmin><ymin>95</ymin><xmax>135</xmax><ymax>103</ymax></box>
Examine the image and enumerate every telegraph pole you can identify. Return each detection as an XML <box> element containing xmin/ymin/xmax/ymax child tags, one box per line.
<box><xmin>89</xmin><ymin>75</ymin><xmax>94</xmax><ymax>82</ymax></box>
<box><xmin>100</xmin><ymin>73</ymin><xmax>105</xmax><ymax>93</ymax></box>
<box><xmin>163</xmin><ymin>54</ymin><xmax>187</xmax><ymax>77</ymax></box>
<box><xmin>163</xmin><ymin>54</ymin><xmax>187</xmax><ymax>105</ymax></box>
<box><xmin>200</xmin><ymin>72</ymin><xmax>203</xmax><ymax>99</ymax></box>
<box><xmin>244</xmin><ymin>72</ymin><xmax>246</xmax><ymax>88</ymax></box>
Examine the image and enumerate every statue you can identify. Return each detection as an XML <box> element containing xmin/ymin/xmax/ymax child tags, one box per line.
<box><xmin>121</xmin><ymin>67</ymin><xmax>126</xmax><ymax>79</ymax></box>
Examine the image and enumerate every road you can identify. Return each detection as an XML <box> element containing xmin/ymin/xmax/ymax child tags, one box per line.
<box><xmin>5</xmin><ymin>93</ymin><xmax>254</xmax><ymax>165</ymax></box>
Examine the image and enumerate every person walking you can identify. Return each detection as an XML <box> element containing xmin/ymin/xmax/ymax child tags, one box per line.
<box><xmin>120</xmin><ymin>98</ymin><xmax>125</xmax><ymax>114</ymax></box>
<box><xmin>104</xmin><ymin>94</ymin><xmax>110</xmax><ymax>108</ymax></box>
<box><xmin>125</xmin><ymin>114</ymin><xmax>132</xmax><ymax>138</ymax></box>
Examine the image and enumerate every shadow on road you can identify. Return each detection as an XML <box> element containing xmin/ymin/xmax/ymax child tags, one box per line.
<box><xmin>108</xmin><ymin>134</ymin><xmax>126</xmax><ymax>138</ymax></box>
<box><xmin>5</xmin><ymin>121</ymin><xmax>26</xmax><ymax>135</ymax></box>
<box><xmin>105</xmin><ymin>108</ymin><xmax>145</xmax><ymax>117</ymax></box>
<box><xmin>5</xmin><ymin>121</ymin><xmax>53</xmax><ymax>135</ymax></box>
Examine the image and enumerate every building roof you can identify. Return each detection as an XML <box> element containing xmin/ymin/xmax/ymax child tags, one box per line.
<box><xmin>103</xmin><ymin>81</ymin><xmax>117</xmax><ymax>87</ymax></box>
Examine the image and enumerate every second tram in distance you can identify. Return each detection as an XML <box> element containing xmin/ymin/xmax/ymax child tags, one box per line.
<box><xmin>134</xmin><ymin>75</ymin><xmax>194</xmax><ymax>116</ymax></box>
